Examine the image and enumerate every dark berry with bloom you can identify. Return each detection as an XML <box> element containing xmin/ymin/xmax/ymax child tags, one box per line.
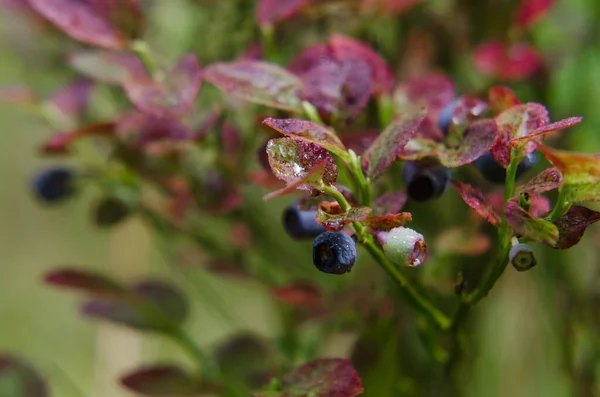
<box><xmin>32</xmin><ymin>167</ymin><xmax>75</xmax><ymax>203</ymax></box>
<box><xmin>312</xmin><ymin>231</ymin><xmax>357</xmax><ymax>274</ymax></box>
<box><xmin>402</xmin><ymin>159</ymin><xmax>451</xmax><ymax>202</ymax></box>
<box><xmin>283</xmin><ymin>204</ymin><xmax>326</xmax><ymax>239</ymax></box>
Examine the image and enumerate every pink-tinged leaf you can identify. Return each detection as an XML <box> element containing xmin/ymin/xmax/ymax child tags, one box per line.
<box><xmin>396</xmin><ymin>137</ymin><xmax>441</xmax><ymax>161</ymax></box>
<box><xmin>362</xmin><ymin>212</ymin><xmax>412</xmax><ymax>231</ymax></box>
<box><xmin>473</xmin><ymin>41</ymin><xmax>542</xmax><ymax>81</ymax></box>
<box><xmin>124</xmin><ymin>54</ymin><xmax>202</xmax><ymax>118</ymax></box>
<box><xmin>0</xmin><ymin>355</ymin><xmax>49</xmax><ymax>397</ymax></box>
<box><xmin>393</xmin><ymin>74</ymin><xmax>455</xmax><ymax>115</ymax></box>
<box><xmin>514</xmin><ymin>0</ymin><xmax>556</xmax><ymax>28</ymax></box>
<box><xmin>435</xmin><ymin>227</ymin><xmax>491</xmax><ymax>256</ymax></box>
<box><xmin>451</xmin><ymin>180</ymin><xmax>501</xmax><ymax>226</ymax></box>
<box><xmin>49</xmin><ymin>78</ymin><xmax>94</xmax><ymax>124</ymax></box>
<box><xmin>204</xmin><ymin>60</ymin><xmax>303</xmax><ymax>112</ymax></box>
<box><xmin>40</xmin><ymin>122</ymin><xmax>116</xmax><ymax>155</ymax></box>
<box><xmin>530</xmin><ymin>195</ymin><xmax>551</xmax><ymax>217</ymax></box>
<box><xmin>263</xmin><ymin>118</ymin><xmax>348</xmax><ymax>159</ymax></box>
<box><xmin>255</xmin><ymin>0</ymin><xmax>312</xmax><ymax>25</ymax></box>
<box><xmin>361</xmin><ymin>0</ymin><xmax>422</xmax><ymax>14</ymax></box>
<box><xmin>44</xmin><ymin>268</ymin><xmax>127</xmax><ymax>296</ymax></box>
<box><xmin>220</xmin><ymin>121</ymin><xmax>243</xmax><ymax>155</ymax></box>
<box><xmin>341</xmin><ymin>130</ymin><xmax>379</xmax><ymax>156</ymax></box>
<box><xmin>121</xmin><ymin>365</ymin><xmax>202</xmax><ymax>396</ymax></box>
<box><xmin>491</xmin><ymin>103</ymin><xmax>549</xmax><ymax>167</ymax></box>
<box><xmin>316</xmin><ymin>206</ymin><xmax>371</xmax><ymax>232</ymax></box>
<box><xmin>116</xmin><ymin>112</ymin><xmax>192</xmax><ymax>152</ymax></box>
<box><xmin>253</xmin><ymin>358</ymin><xmax>363</xmax><ymax>397</ymax></box>
<box><xmin>132</xmin><ymin>280</ymin><xmax>188</xmax><ymax>326</ymax></box>
<box><xmin>372</xmin><ymin>191</ymin><xmax>407</xmax><ymax>215</ymax></box>
<box><xmin>438</xmin><ymin>119</ymin><xmax>498</xmax><ymax>167</ymax></box>
<box><xmin>512</xmin><ymin>116</ymin><xmax>583</xmax><ymax>144</ymax></box>
<box><xmin>272</xmin><ymin>282</ymin><xmax>323</xmax><ymax>308</ymax></box>
<box><xmin>538</xmin><ymin>145</ymin><xmax>600</xmax><ymax>184</ymax></box>
<box><xmin>504</xmin><ymin>200</ymin><xmax>558</xmax><ymax>245</ymax></box>
<box><xmin>81</xmin><ymin>299</ymin><xmax>165</xmax><ymax>331</ymax></box>
<box><xmin>288</xmin><ymin>45</ymin><xmax>333</xmax><ymax>75</ymax></box>
<box><xmin>330</xmin><ymin>34</ymin><xmax>394</xmax><ymax>96</ymax></box>
<box><xmin>0</xmin><ymin>85</ymin><xmax>34</xmax><ymax>105</ymax></box>
<box><xmin>488</xmin><ymin>86</ymin><xmax>520</xmax><ymax>114</ymax></box>
<box><xmin>28</xmin><ymin>0</ymin><xmax>138</xmax><ymax>49</ymax></box>
<box><xmin>363</xmin><ymin>108</ymin><xmax>427</xmax><ymax>180</ymax></box>
<box><xmin>553</xmin><ymin>206</ymin><xmax>600</xmax><ymax>249</ymax></box>
<box><xmin>515</xmin><ymin>167</ymin><xmax>562</xmax><ymax>195</ymax></box>
<box><xmin>69</xmin><ymin>50</ymin><xmax>147</xmax><ymax>85</ymax></box>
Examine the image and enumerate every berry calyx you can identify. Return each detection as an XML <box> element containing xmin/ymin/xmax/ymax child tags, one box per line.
<box><xmin>283</xmin><ymin>204</ymin><xmax>326</xmax><ymax>239</ymax></box>
<box><xmin>312</xmin><ymin>231</ymin><xmax>357</xmax><ymax>274</ymax></box>
<box><xmin>475</xmin><ymin>151</ymin><xmax>537</xmax><ymax>184</ymax></box>
<box><xmin>32</xmin><ymin>167</ymin><xmax>75</xmax><ymax>204</ymax></box>
<box><xmin>402</xmin><ymin>159</ymin><xmax>451</xmax><ymax>202</ymax></box>
<box><xmin>509</xmin><ymin>243</ymin><xmax>537</xmax><ymax>271</ymax></box>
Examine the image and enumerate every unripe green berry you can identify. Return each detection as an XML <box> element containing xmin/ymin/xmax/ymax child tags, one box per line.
<box><xmin>379</xmin><ymin>227</ymin><xmax>427</xmax><ymax>267</ymax></box>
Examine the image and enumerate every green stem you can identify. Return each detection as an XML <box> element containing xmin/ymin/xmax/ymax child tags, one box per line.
<box><xmin>170</xmin><ymin>328</ymin><xmax>217</xmax><ymax>377</ymax></box>
<box><xmin>259</xmin><ymin>23</ymin><xmax>276</xmax><ymax>61</ymax></box>
<box><xmin>131</xmin><ymin>40</ymin><xmax>156</xmax><ymax>76</ymax></box>
<box><xmin>547</xmin><ymin>186</ymin><xmax>570</xmax><ymax>222</ymax></box>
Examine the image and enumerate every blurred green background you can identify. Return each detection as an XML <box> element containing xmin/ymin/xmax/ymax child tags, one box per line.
<box><xmin>1</xmin><ymin>0</ymin><xmax>600</xmax><ymax>396</ymax></box>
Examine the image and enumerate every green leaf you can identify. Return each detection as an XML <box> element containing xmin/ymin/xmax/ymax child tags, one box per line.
<box><xmin>0</xmin><ymin>355</ymin><xmax>49</xmax><ymax>397</ymax></box>
<box><xmin>505</xmin><ymin>201</ymin><xmax>558</xmax><ymax>245</ymax></box>
<box><xmin>362</xmin><ymin>109</ymin><xmax>427</xmax><ymax>180</ymax></box>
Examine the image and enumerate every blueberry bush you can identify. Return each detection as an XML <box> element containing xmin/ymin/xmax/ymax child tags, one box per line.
<box><xmin>2</xmin><ymin>0</ymin><xmax>600</xmax><ymax>396</ymax></box>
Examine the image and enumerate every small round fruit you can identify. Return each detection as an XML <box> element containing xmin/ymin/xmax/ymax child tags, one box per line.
<box><xmin>283</xmin><ymin>205</ymin><xmax>326</xmax><ymax>239</ymax></box>
<box><xmin>402</xmin><ymin>159</ymin><xmax>451</xmax><ymax>202</ymax></box>
<box><xmin>32</xmin><ymin>167</ymin><xmax>75</xmax><ymax>203</ymax></box>
<box><xmin>510</xmin><ymin>243</ymin><xmax>537</xmax><ymax>272</ymax></box>
<box><xmin>476</xmin><ymin>151</ymin><xmax>538</xmax><ymax>184</ymax></box>
<box><xmin>312</xmin><ymin>231</ymin><xmax>357</xmax><ymax>274</ymax></box>
<box><xmin>94</xmin><ymin>197</ymin><xmax>131</xmax><ymax>228</ymax></box>
<box><xmin>380</xmin><ymin>227</ymin><xmax>427</xmax><ymax>267</ymax></box>
<box><xmin>438</xmin><ymin>100</ymin><xmax>458</xmax><ymax>135</ymax></box>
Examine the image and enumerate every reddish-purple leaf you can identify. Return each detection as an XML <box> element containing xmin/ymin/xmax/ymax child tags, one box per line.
<box><xmin>316</xmin><ymin>206</ymin><xmax>371</xmax><ymax>232</ymax></box>
<box><xmin>488</xmin><ymin>86</ymin><xmax>520</xmax><ymax>114</ymax></box>
<box><xmin>28</xmin><ymin>0</ymin><xmax>141</xmax><ymax>49</ymax></box>
<box><xmin>49</xmin><ymin>78</ymin><xmax>94</xmax><ymax>123</ymax></box>
<box><xmin>361</xmin><ymin>0</ymin><xmax>422</xmax><ymax>14</ymax></box>
<box><xmin>515</xmin><ymin>168</ymin><xmax>562</xmax><ymax>195</ymax></box>
<box><xmin>529</xmin><ymin>195</ymin><xmax>550</xmax><ymax>217</ymax></box>
<box><xmin>263</xmin><ymin>161</ymin><xmax>330</xmax><ymax>200</ymax></box>
<box><xmin>116</xmin><ymin>112</ymin><xmax>192</xmax><ymax>153</ymax></box>
<box><xmin>44</xmin><ymin>268</ymin><xmax>127</xmax><ymax>296</ymax></box>
<box><xmin>451</xmin><ymin>180</ymin><xmax>501</xmax><ymax>226</ymax></box>
<box><xmin>553</xmin><ymin>206</ymin><xmax>600</xmax><ymax>249</ymax></box>
<box><xmin>288</xmin><ymin>45</ymin><xmax>334</xmax><ymax>75</ymax></box>
<box><xmin>511</xmin><ymin>116</ymin><xmax>583</xmax><ymax>144</ymax></box>
<box><xmin>253</xmin><ymin>358</ymin><xmax>363</xmax><ymax>397</ymax></box>
<box><xmin>330</xmin><ymin>34</ymin><xmax>394</xmax><ymax>96</ymax></box>
<box><xmin>69</xmin><ymin>50</ymin><xmax>147</xmax><ymax>85</ymax></box>
<box><xmin>81</xmin><ymin>299</ymin><xmax>166</xmax><ymax>331</ymax></box>
<box><xmin>0</xmin><ymin>355</ymin><xmax>49</xmax><ymax>397</ymax></box>
<box><xmin>372</xmin><ymin>191</ymin><xmax>407</xmax><ymax>215</ymax></box>
<box><xmin>362</xmin><ymin>108</ymin><xmax>427</xmax><ymax>180</ymax></box>
<box><xmin>438</xmin><ymin>119</ymin><xmax>498</xmax><ymax>167</ymax></box>
<box><xmin>263</xmin><ymin>118</ymin><xmax>348</xmax><ymax>159</ymax></box>
<box><xmin>193</xmin><ymin>109</ymin><xmax>222</xmax><ymax>142</ymax></box>
<box><xmin>220</xmin><ymin>121</ymin><xmax>243</xmax><ymax>155</ymax></box>
<box><xmin>473</xmin><ymin>41</ymin><xmax>542</xmax><ymax>81</ymax></box>
<box><xmin>204</xmin><ymin>60</ymin><xmax>303</xmax><ymax>112</ymax></box>
<box><xmin>41</xmin><ymin>121</ymin><xmax>116</xmax><ymax>155</ymax></box>
<box><xmin>396</xmin><ymin>137</ymin><xmax>441</xmax><ymax>161</ymax></box>
<box><xmin>124</xmin><ymin>54</ymin><xmax>202</xmax><ymax>118</ymax></box>
<box><xmin>341</xmin><ymin>130</ymin><xmax>379</xmax><ymax>156</ymax></box>
<box><xmin>504</xmin><ymin>200</ymin><xmax>558</xmax><ymax>245</ymax></box>
<box><xmin>121</xmin><ymin>365</ymin><xmax>201</xmax><ymax>396</ymax></box>
<box><xmin>514</xmin><ymin>0</ymin><xmax>556</xmax><ymax>28</ymax></box>
<box><xmin>272</xmin><ymin>282</ymin><xmax>323</xmax><ymax>308</ymax></box>
<box><xmin>491</xmin><ymin>103</ymin><xmax>549</xmax><ymax>167</ymax></box>
<box><xmin>393</xmin><ymin>74</ymin><xmax>455</xmax><ymax>115</ymax></box>
<box><xmin>362</xmin><ymin>212</ymin><xmax>412</xmax><ymax>231</ymax></box>
<box><xmin>133</xmin><ymin>280</ymin><xmax>188</xmax><ymax>326</ymax></box>
<box><xmin>255</xmin><ymin>0</ymin><xmax>312</xmax><ymax>25</ymax></box>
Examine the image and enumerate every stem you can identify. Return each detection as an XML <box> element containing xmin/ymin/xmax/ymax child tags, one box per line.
<box><xmin>131</xmin><ymin>40</ymin><xmax>156</xmax><ymax>76</ymax></box>
<box><xmin>259</xmin><ymin>23</ymin><xmax>276</xmax><ymax>61</ymax></box>
<box><xmin>321</xmin><ymin>185</ymin><xmax>451</xmax><ymax>329</ymax></box>
<box><xmin>170</xmin><ymin>328</ymin><xmax>217</xmax><ymax>377</ymax></box>
<box><xmin>547</xmin><ymin>186</ymin><xmax>570</xmax><ymax>222</ymax></box>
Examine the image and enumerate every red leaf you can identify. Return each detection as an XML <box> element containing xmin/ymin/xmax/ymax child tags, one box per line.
<box><xmin>361</xmin><ymin>0</ymin><xmax>422</xmax><ymax>15</ymax></box>
<box><xmin>393</xmin><ymin>74</ymin><xmax>455</xmax><ymax>115</ymax></box>
<box><xmin>372</xmin><ymin>191</ymin><xmax>407</xmax><ymax>215</ymax></box>
<box><xmin>473</xmin><ymin>41</ymin><xmax>542</xmax><ymax>81</ymax></box>
<box><xmin>362</xmin><ymin>212</ymin><xmax>412</xmax><ymax>231</ymax></box>
<box><xmin>514</xmin><ymin>0</ymin><xmax>556</xmax><ymax>29</ymax></box>
<box><xmin>272</xmin><ymin>282</ymin><xmax>323</xmax><ymax>308</ymax></box>
<box><xmin>0</xmin><ymin>355</ymin><xmax>49</xmax><ymax>397</ymax></box>
<box><xmin>49</xmin><ymin>78</ymin><xmax>94</xmax><ymax>123</ymax></box>
<box><xmin>451</xmin><ymin>180</ymin><xmax>501</xmax><ymax>226</ymax></box>
<box><xmin>362</xmin><ymin>108</ymin><xmax>427</xmax><ymax>180</ymax></box>
<box><xmin>116</xmin><ymin>112</ymin><xmax>192</xmax><ymax>154</ymax></box>
<box><xmin>504</xmin><ymin>200</ymin><xmax>558</xmax><ymax>245</ymax></box>
<box><xmin>40</xmin><ymin>121</ymin><xmax>116</xmax><ymax>155</ymax></box>
<box><xmin>68</xmin><ymin>50</ymin><xmax>147</xmax><ymax>85</ymax></box>
<box><xmin>121</xmin><ymin>365</ymin><xmax>202</xmax><ymax>396</ymax></box>
<box><xmin>438</xmin><ymin>118</ymin><xmax>498</xmax><ymax>167</ymax></box>
<box><xmin>253</xmin><ymin>358</ymin><xmax>363</xmax><ymax>397</ymax></box>
<box><xmin>124</xmin><ymin>54</ymin><xmax>202</xmax><ymax>118</ymax></box>
<box><xmin>316</xmin><ymin>206</ymin><xmax>371</xmax><ymax>232</ymax></box>
<box><xmin>515</xmin><ymin>167</ymin><xmax>562</xmax><ymax>195</ymax></box>
<box><xmin>28</xmin><ymin>0</ymin><xmax>142</xmax><ymax>49</ymax></box>
<box><xmin>255</xmin><ymin>0</ymin><xmax>312</xmax><ymax>25</ymax></box>
<box><xmin>511</xmin><ymin>116</ymin><xmax>583</xmax><ymax>144</ymax></box>
<box><xmin>44</xmin><ymin>268</ymin><xmax>126</xmax><ymax>296</ymax></box>
<box><xmin>133</xmin><ymin>280</ymin><xmax>188</xmax><ymax>326</ymax></box>
<box><xmin>488</xmin><ymin>86</ymin><xmax>520</xmax><ymax>114</ymax></box>
<box><xmin>330</xmin><ymin>34</ymin><xmax>395</xmax><ymax>96</ymax></box>
<box><xmin>553</xmin><ymin>206</ymin><xmax>600</xmax><ymax>249</ymax></box>
<box><xmin>204</xmin><ymin>60</ymin><xmax>303</xmax><ymax>112</ymax></box>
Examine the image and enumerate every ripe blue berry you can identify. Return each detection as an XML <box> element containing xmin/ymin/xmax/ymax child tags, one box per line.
<box><xmin>438</xmin><ymin>100</ymin><xmax>458</xmax><ymax>135</ymax></box>
<box><xmin>283</xmin><ymin>205</ymin><xmax>326</xmax><ymax>239</ymax></box>
<box><xmin>475</xmin><ymin>151</ymin><xmax>538</xmax><ymax>184</ymax></box>
<box><xmin>509</xmin><ymin>243</ymin><xmax>537</xmax><ymax>271</ymax></box>
<box><xmin>402</xmin><ymin>159</ymin><xmax>451</xmax><ymax>202</ymax></box>
<box><xmin>312</xmin><ymin>231</ymin><xmax>357</xmax><ymax>274</ymax></box>
<box><xmin>32</xmin><ymin>167</ymin><xmax>75</xmax><ymax>203</ymax></box>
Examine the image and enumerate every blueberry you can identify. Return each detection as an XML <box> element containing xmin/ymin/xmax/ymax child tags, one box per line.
<box><xmin>32</xmin><ymin>167</ymin><xmax>75</xmax><ymax>203</ymax></box>
<box><xmin>94</xmin><ymin>197</ymin><xmax>131</xmax><ymax>228</ymax></box>
<box><xmin>402</xmin><ymin>159</ymin><xmax>451</xmax><ymax>202</ymax></box>
<box><xmin>283</xmin><ymin>204</ymin><xmax>326</xmax><ymax>239</ymax></box>
<box><xmin>438</xmin><ymin>100</ymin><xmax>458</xmax><ymax>136</ymax></box>
<box><xmin>312</xmin><ymin>231</ymin><xmax>357</xmax><ymax>274</ymax></box>
<box><xmin>476</xmin><ymin>151</ymin><xmax>538</xmax><ymax>184</ymax></box>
